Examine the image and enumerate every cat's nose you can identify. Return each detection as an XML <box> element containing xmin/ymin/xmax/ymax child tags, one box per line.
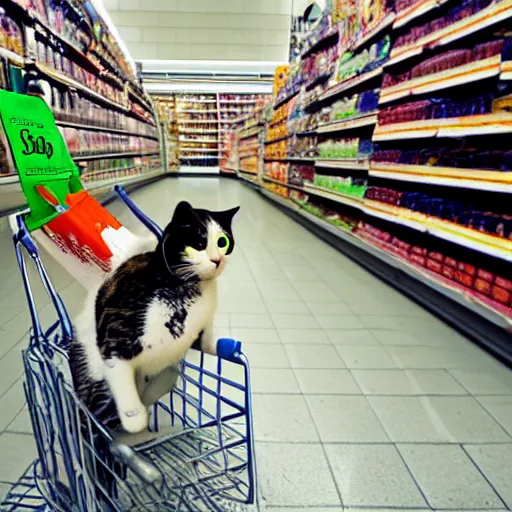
<box><xmin>211</xmin><ymin>259</ymin><xmax>221</xmax><ymax>268</ymax></box>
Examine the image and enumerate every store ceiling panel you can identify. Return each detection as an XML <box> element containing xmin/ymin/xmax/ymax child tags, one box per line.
<box><xmin>103</xmin><ymin>0</ymin><xmax>293</xmax><ymax>62</ymax></box>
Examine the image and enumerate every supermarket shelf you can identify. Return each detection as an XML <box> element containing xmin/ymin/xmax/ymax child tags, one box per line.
<box><xmin>373</xmin><ymin>113</ymin><xmax>512</xmax><ymax>140</ymax></box>
<box><xmin>179</xmin><ymin>130</ymin><xmax>218</xmax><ymax>134</ymax></box>
<box><xmin>317</xmin><ymin>113</ymin><xmax>378</xmax><ymax>134</ymax></box>
<box><xmin>259</xmin><ymin>186</ymin><xmax>511</xmax><ymax>334</ymax></box>
<box><xmin>176</xmin><ymin>110</ymin><xmax>218</xmax><ymax>114</ymax></box>
<box><xmin>179</xmin><ymin>166</ymin><xmax>220</xmax><ymax>174</ymax></box>
<box><xmin>296</xmin><ymin>129</ymin><xmax>318</xmax><ymax>136</ymax></box>
<box><xmin>73</xmin><ymin>151</ymin><xmax>160</xmax><ymax>162</ymax></box>
<box><xmin>34</xmin><ymin>63</ymin><xmax>126</xmax><ymax>113</ymax></box>
<box><xmin>265</xmin><ymin>157</ymin><xmax>315</xmax><ymax>163</ymax></box>
<box><xmin>274</xmin><ymin>89</ymin><xmax>300</xmax><ymax>110</ymax></box>
<box><xmin>240</xmin><ymin>131</ymin><xmax>260</xmax><ymax>141</ymax></box>
<box><xmin>178</xmin><ymin>138</ymin><xmax>219</xmax><ymax>143</ymax></box>
<box><xmin>302</xmin><ymin>26</ymin><xmax>339</xmax><ymax>59</ymax></box>
<box><xmin>178</xmin><ymin>119</ymin><xmax>219</xmax><ymax>124</ymax></box>
<box><xmin>219</xmin><ymin>100</ymin><xmax>257</xmax><ymax>105</ymax></box>
<box><xmin>56</xmin><ymin>120</ymin><xmax>159</xmax><ymax>140</ymax></box>
<box><xmin>239</xmin><ymin>168</ymin><xmax>259</xmax><ymax>176</ymax></box>
<box><xmin>0</xmin><ymin>169</ymin><xmax>166</xmax><ymax>216</ymax></box>
<box><xmin>394</xmin><ymin>0</ymin><xmax>450</xmax><ymax>29</ymax></box>
<box><xmin>265</xmin><ymin>135</ymin><xmax>290</xmax><ymax>144</ymax></box>
<box><xmin>315</xmin><ymin>158</ymin><xmax>370</xmax><ymax>170</ymax></box>
<box><xmin>177</xmin><ymin>147</ymin><xmax>219</xmax><ymax>153</ymax></box>
<box><xmin>0</xmin><ymin>47</ymin><xmax>25</xmax><ymax>66</ymax></box>
<box><xmin>320</xmin><ymin>66</ymin><xmax>384</xmax><ymax>103</ymax></box>
<box><xmin>177</xmin><ymin>99</ymin><xmax>217</xmax><ymax>103</ymax></box>
<box><xmin>369</xmin><ymin>162</ymin><xmax>512</xmax><ymax>192</ymax></box>
<box><xmin>262</xmin><ymin>174</ymin><xmax>511</xmax><ymax>260</ymax></box>
<box><xmin>387</xmin><ymin>0</ymin><xmax>512</xmax><ymax>67</ymax></box>
<box><xmin>179</xmin><ymin>155</ymin><xmax>219</xmax><ymax>160</ymax></box>
<box><xmin>348</xmin><ymin>13</ymin><xmax>397</xmax><ymax>54</ymax></box>
<box><xmin>379</xmin><ymin>56</ymin><xmax>503</xmax><ymax>104</ymax></box>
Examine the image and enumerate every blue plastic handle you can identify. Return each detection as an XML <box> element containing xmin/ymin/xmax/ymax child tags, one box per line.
<box><xmin>114</xmin><ymin>185</ymin><xmax>163</xmax><ymax>241</ymax></box>
<box><xmin>216</xmin><ymin>338</ymin><xmax>242</xmax><ymax>363</ymax></box>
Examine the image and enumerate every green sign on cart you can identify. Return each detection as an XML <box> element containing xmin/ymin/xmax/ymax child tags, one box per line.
<box><xmin>0</xmin><ymin>89</ymin><xmax>82</xmax><ymax>231</ymax></box>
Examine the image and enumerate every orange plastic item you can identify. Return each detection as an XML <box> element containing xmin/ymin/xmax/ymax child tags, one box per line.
<box><xmin>42</xmin><ymin>190</ymin><xmax>122</xmax><ymax>272</ymax></box>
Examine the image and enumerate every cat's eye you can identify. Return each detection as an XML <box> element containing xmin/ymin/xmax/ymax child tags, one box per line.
<box><xmin>217</xmin><ymin>233</ymin><xmax>230</xmax><ymax>252</ymax></box>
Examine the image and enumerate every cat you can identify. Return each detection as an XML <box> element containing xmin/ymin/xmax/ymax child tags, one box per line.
<box><xmin>69</xmin><ymin>200</ymin><xmax>240</xmax><ymax>435</ymax></box>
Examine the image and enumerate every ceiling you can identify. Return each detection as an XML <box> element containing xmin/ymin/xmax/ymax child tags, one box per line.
<box><xmin>103</xmin><ymin>0</ymin><xmax>314</xmax><ymax>63</ymax></box>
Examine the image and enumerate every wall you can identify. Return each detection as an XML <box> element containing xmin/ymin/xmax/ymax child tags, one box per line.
<box><xmin>103</xmin><ymin>0</ymin><xmax>295</xmax><ymax>62</ymax></box>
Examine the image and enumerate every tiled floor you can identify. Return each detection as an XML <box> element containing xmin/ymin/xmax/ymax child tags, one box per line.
<box><xmin>1</xmin><ymin>177</ymin><xmax>511</xmax><ymax>511</ymax></box>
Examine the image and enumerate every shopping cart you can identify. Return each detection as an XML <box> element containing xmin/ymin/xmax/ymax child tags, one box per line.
<box><xmin>1</xmin><ymin>187</ymin><xmax>257</xmax><ymax>512</ymax></box>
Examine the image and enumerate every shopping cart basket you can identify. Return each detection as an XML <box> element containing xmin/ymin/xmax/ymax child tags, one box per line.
<box><xmin>1</xmin><ymin>189</ymin><xmax>257</xmax><ymax>512</ymax></box>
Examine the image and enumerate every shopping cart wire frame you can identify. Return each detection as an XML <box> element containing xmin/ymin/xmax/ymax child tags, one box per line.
<box><xmin>2</xmin><ymin>187</ymin><xmax>257</xmax><ymax>512</ymax></box>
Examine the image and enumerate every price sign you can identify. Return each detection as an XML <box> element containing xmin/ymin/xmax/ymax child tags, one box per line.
<box><xmin>0</xmin><ymin>88</ymin><xmax>82</xmax><ymax>230</ymax></box>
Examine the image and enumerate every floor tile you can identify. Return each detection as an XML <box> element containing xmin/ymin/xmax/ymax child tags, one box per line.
<box><xmin>270</xmin><ymin>313</ymin><xmax>320</xmax><ymax>329</ymax></box>
<box><xmin>324</xmin><ymin>329</ymin><xmax>379</xmax><ymax>345</ymax></box>
<box><xmin>0</xmin><ymin>377</ymin><xmax>25</xmax><ymax>432</ymax></box>
<box><xmin>242</xmin><ymin>344</ymin><xmax>290</xmax><ymax>369</ymax></box>
<box><xmin>313</xmin><ymin>315</ymin><xmax>364</xmax><ymax>330</ymax></box>
<box><xmin>0</xmin><ymin>342</ymin><xmax>25</xmax><ymax>397</ymax></box>
<box><xmin>352</xmin><ymin>369</ymin><xmax>467</xmax><ymax>396</ymax></box>
<box><xmin>358</xmin><ymin>315</ymin><xmax>418</xmax><ymax>330</ymax></box>
<box><xmin>449</xmin><ymin>368</ymin><xmax>512</xmax><ymax>395</ymax></box>
<box><xmin>252</xmin><ymin>395</ymin><xmax>319</xmax><ymax>442</ymax></box>
<box><xmin>306</xmin><ymin>395</ymin><xmax>389</xmax><ymax>442</ymax></box>
<box><xmin>370</xmin><ymin>329</ymin><xmax>421</xmax><ymax>346</ymax></box>
<box><xmin>398</xmin><ymin>444</ymin><xmax>504</xmax><ymax>510</ymax></box>
<box><xmin>0</xmin><ymin>433</ymin><xmax>37</xmax><ymax>483</ymax></box>
<box><xmin>6</xmin><ymin>406</ymin><xmax>32</xmax><ymax>434</ymax></box>
<box><xmin>369</xmin><ymin>396</ymin><xmax>511</xmax><ymax>443</ymax></box>
<box><xmin>306</xmin><ymin>302</ymin><xmax>353</xmax><ymax>316</ymax></box>
<box><xmin>294</xmin><ymin>369</ymin><xmax>361</xmax><ymax>394</ymax></box>
<box><xmin>284</xmin><ymin>345</ymin><xmax>345</xmax><ymax>369</ymax></box>
<box><xmin>257</xmin><ymin>442</ymin><xmax>341</xmax><ymax>507</ymax></box>
<box><xmin>477</xmin><ymin>396</ymin><xmax>512</xmax><ymax>436</ymax></box>
<box><xmin>325</xmin><ymin>444</ymin><xmax>427</xmax><ymax>507</ymax></box>
<box><xmin>263</xmin><ymin>300</ymin><xmax>310</xmax><ymax>314</ymax></box>
<box><xmin>281</xmin><ymin>265</ymin><xmax>320</xmax><ymax>281</ymax></box>
<box><xmin>250</xmin><ymin>369</ymin><xmax>300</xmax><ymax>394</ymax></box>
<box><xmin>292</xmin><ymin>281</ymin><xmax>340</xmax><ymax>302</ymax></box>
<box><xmin>335</xmin><ymin>346</ymin><xmax>397</xmax><ymax>369</ymax></box>
<box><xmin>231</xmin><ymin>328</ymin><xmax>281</xmax><ymax>345</ymax></box>
<box><xmin>0</xmin><ymin>482</ymin><xmax>10</xmax><ymax>501</ymax></box>
<box><xmin>259</xmin><ymin>282</ymin><xmax>302</xmax><ymax>302</ymax></box>
<box><xmin>277</xmin><ymin>328</ymin><xmax>330</xmax><ymax>344</ymax></box>
<box><xmin>230</xmin><ymin>313</ymin><xmax>274</xmax><ymax>329</ymax></box>
<box><xmin>465</xmin><ymin>444</ymin><xmax>512</xmax><ymax>509</ymax></box>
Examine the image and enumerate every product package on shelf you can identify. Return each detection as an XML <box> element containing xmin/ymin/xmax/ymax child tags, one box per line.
<box><xmin>0</xmin><ymin>0</ymin><xmax>161</xmax><ymax>190</ymax></box>
<box><xmin>252</xmin><ymin>0</ymin><xmax>512</xmax><ymax>332</ymax></box>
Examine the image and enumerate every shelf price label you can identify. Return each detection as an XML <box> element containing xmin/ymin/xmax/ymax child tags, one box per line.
<box><xmin>0</xmin><ymin>89</ymin><xmax>82</xmax><ymax>230</ymax></box>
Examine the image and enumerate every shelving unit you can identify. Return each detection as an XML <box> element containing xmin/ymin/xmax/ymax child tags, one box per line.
<box><xmin>233</xmin><ymin>1</ymin><xmax>512</xmax><ymax>361</ymax></box>
<box><xmin>0</xmin><ymin>0</ymin><xmax>162</xmax><ymax>211</ymax></box>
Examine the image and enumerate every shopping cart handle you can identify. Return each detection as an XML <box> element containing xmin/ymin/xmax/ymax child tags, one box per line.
<box><xmin>111</xmin><ymin>441</ymin><xmax>162</xmax><ymax>485</ymax></box>
<box><xmin>217</xmin><ymin>338</ymin><xmax>242</xmax><ymax>363</ymax></box>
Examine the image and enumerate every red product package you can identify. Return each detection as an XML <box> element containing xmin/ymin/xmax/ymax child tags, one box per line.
<box><xmin>429</xmin><ymin>252</ymin><xmax>444</xmax><ymax>263</ymax></box>
<box><xmin>410</xmin><ymin>254</ymin><xmax>426</xmax><ymax>266</ymax></box>
<box><xmin>445</xmin><ymin>257</ymin><xmax>457</xmax><ymax>268</ymax></box>
<box><xmin>463</xmin><ymin>263</ymin><xmax>477</xmax><ymax>276</ymax></box>
<box><xmin>477</xmin><ymin>269</ymin><xmax>494</xmax><ymax>282</ymax></box>
<box><xmin>495</xmin><ymin>277</ymin><xmax>512</xmax><ymax>291</ymax></box>
<box><xmin>442</xmin><ymin>265</ymin><xmax>455</xmax><ymax>280</ymax></box>
<box><xmin>427</xmin><ymin>259</ymin><xmax>442</xmax><ymax>274</ymax></box>
<box><xmin>474</xmin><ymin>278</ymin><xmax>492</xmax><ymax>296</ymax></box>
<box><xmin>491</xmin><ymin>285</ymin><xmax>511</xmax><ymax>305</ymax></box>
<box><xmin>411</xmin><ymin>246</ymin><xmax>427</xmax><ymax>256</ymax></box>
<box><xmin>455</xmin><ymin>271</ymin><xmax>473</xmax><ymax>288</ymax></box>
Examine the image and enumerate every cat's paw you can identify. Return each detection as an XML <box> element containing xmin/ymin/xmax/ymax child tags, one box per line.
<box><xmin>120</xmin><ymin>407</ymin><xmax>149</xmax><ymax>434</ymax></box>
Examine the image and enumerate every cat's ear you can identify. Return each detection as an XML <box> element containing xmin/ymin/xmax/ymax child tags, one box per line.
<box><xmin>212</xmin><ymin>206</ymin><xmax>240</xmax><ymax>227</ymax></box>
<box><xmin>171</xmin><ymin>201</ymin><xmax>194</xmax><ymax>225</ymax></box>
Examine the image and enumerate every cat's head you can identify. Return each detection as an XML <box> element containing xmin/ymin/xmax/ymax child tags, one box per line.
<box><xmin>158</xmin><ymin>201</ymin><xmax>240</xmax><ymax>281</ymax></box>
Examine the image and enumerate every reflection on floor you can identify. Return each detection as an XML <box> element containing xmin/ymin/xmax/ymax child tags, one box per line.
<box><xmin>0</xmin><ymin>178</ymin><xmax>511</xmax><ymax>510</ymax></box>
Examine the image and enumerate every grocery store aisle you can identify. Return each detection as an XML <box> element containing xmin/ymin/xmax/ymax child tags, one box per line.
<box><xmin>1</xmin><ymin>177</ymin><xmax>512</xmax><ymax>510</ymax></box>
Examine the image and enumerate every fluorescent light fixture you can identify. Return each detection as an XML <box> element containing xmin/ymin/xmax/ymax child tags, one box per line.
<box><xmin>139</xmin><ymin>60</ymin><xmax>285</xmax><ymax>76</ymax></box>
